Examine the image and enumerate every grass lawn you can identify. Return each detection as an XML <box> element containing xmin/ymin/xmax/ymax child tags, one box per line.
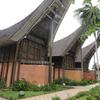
<box><xmin>0</xmin><ymin>90</ymin><xmax>47</xmax><ymax>100</ymax></box>
<box><xmin>68</xmin><ymin>86</ymin><xmax>100</xmax><ymax>100</ymax></box>
<box><xmin>0</xmin><ymin>85</ymin><xmax>70</xmax><ymax>100</ymax></box>
<box><xmin>77</xmin><ymin>96</ymin><xmax>88</xmax><ymax>100</ymax></box>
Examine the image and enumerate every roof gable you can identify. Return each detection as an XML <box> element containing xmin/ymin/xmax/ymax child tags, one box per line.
<box><xmin>52</xmin><ymin>26</ymin><xmax>85</xmax><ymax>56</ymax></box>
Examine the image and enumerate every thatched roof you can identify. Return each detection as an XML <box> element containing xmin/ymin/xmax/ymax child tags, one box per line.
<box><xmin>0</xmin><ymin>0</ymin><xmax>72</xmax><ymax>46</ymax></box>
<box><xmin>52</xmin><ymin>26</ymin><xmax>85</xmax><ymax>57</ymax></box>
<box><xmin>75</xmin><ymin>42</ymin><xmax>95</xmax><ymax>62</ymax></box>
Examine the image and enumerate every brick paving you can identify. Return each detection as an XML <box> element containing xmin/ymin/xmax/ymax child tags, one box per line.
<box><xmin>20</xmin><ymin>83</ymin><xmax>98</xmax><ymax>100</ymax></box>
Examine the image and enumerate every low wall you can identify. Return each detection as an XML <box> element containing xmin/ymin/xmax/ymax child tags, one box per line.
<box><xmin>19</xmin><ymin>64</ymin><xmax>50</xmax><ymax>85</ymax></box>
<box><xmin>83</xmin><ymin>71</ymin><xmax>96</xmax><ymax>80</ymax></box>
<box><xmin>54</xmin><ymin>68</ymin><xmax>63</xmax><ymax>80</ymax></box>
<box><xmin>54</xmin><ymin>68</ymin><xmax>96</xmax><ymax>80</ymax></box>
<box><xmin>0</xmin><ymin>62</ymin><xmax>53</xmax><ymax>86</ymax></box>
<box><xmin>0</xmin><ymin>62</ymin><xmax>96</xmax><ymax>86</ymax></box>
<box><xmin>64</xmin><ymin>70</ymin><xmax>82</xmax><ymax>81</ymax></box>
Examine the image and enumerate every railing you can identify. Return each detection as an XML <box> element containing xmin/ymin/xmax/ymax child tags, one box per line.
<box><xmin>20</xmin><ymin>59</ymin><xmax>54</xmax><ymax>65</ymax></box>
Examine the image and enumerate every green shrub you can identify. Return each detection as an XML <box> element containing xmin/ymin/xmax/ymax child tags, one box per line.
<box><xmin>79</xmin><ymin>80</ymin><xmax>88</xmax><ymax>86</ymax></box>
<box><xmin>53</xmin><ymin>78</ymin><xmax>64</xmax><ymax>85</ymax></box>
<box><xmin>68</xmin><ymin>80</ymin><xmax>78</xmax><ymax>86</ymax></box>
<box><xmin>52</xmin><ymin>96</ymin><xmax>61</xmax><ymax>100</ymax></box>
<box><xmin>40</xmin><ymin>84</ymin><xmax>52</xmax><ymax>91</ymax></box>
<box><xmin>29</xmin><ymin>84</ymin><xmax>40</xmax><ymax>91</ymax></box>
<box><xmin>80</xmin><ymin>79</ymin><xmax>97</xmax><ymax>85</ymax></box>
<box><xmin>0</xmin><ymin>78</ymin><xmax>6</xmax><ymax>89</ymax></box>
<box><xmin>8</xmin><ymin>96</ymin><xmax>16</xmax><ymax>100</ymax></box>
<box><xmin>54</xmin><ymin>78</ymin><xmax>97</xmax><ymax>86</ymax></box>
<box><xmin>75</xmin><ymin>91</ymin><xmax>89</xmax><ymax>98</ymax></box>
<box><xmin>86</xmin><ymin>95</ymin><xmax>96</xmax><ymax>100</ymax></box>
<box><xmin>12</xmin><ymin>80</ymin><xmax>30</xmax><ymax>91</ymax></box>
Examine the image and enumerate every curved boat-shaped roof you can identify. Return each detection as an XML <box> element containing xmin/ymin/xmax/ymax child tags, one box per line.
<box><xmin>0</xmin><ymin>0</ymin><xmax>72</xmax><ymax>46</ymax></box>
<box><xmin>52</xmin><ymin>26</ymin><xmax>85</xmax><ymax>56</ymax></box>
<box><xmin>76</xmin><ymin>42</ymin><xmax>95</xmax><ymax>62</ymax></box>
<box><xmin>76</xmin><ymin>39</ymin><xmax>100</xmax><ymax>62</ymax></box>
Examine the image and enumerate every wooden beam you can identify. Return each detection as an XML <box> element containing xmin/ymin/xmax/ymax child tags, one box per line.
<box><xmin>27</xmin><ymin>35</ymin><xmax>45</xmax><ymax>46</ymax></box>
<box><xmin>46</xmin><ymin>14</ymin><xmax>58</xmax><ymax>24</ymax></box>
<box><xmin>57</xmin><ymin>0</ymin><xmax>66</xmax><ymax>9</ymax></box>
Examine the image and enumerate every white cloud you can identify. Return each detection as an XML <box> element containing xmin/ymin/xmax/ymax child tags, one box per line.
<box><xmin>0</xmin><ymin>0</ymin><xmax>43</xmax><ymax>30</ymax></box>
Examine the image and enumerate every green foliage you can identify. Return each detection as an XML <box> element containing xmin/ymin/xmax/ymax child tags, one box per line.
<box><xmin>40</xmin><ymin>84</ymin><xmax>52</xmax><ymax>91</ymax></box>
<box><xmin>68</xmin><ymin>86</ymin><xmax>100</xmax><ymax>100</ymax></box>
<box><xmin>8</xmin><ymin>96</ymin><xmax>16</xmax><ymax>100</ymax></box>
<box><xmin>53</xmin><ymin>78</ymin><xmax>97</xmax><ymax>86</ymax></box>
<box><xmin>75</xmin><ymin>0</ymin><xmax>100</xmax><ymax>42</ymax></box>
<box><xmin>29</xmin><ymin>84</ymin><xmax>40</xmax><ymax>91</ymax></box>
<box><xmin>53</xmin><ymin>78</ymin><xmax>68</xmax><ymax>85</ymax></box>
<box><xmin>0</xmin><ymin>78</ymin><xmax>6</xmax><ymax>89</ymax></box>
<box><xmin>86</xmin><ymin>95</ymin><xmax>96</xmax><ymax>100</ymax></box>
<box><xmin>12</xmin><ymin>79</ymin><xmax>69</xmax><ymax>92</ymax></box>
<box><xmin>84</xmin><ymin>0</ymin><xmax>91</xmax><ymax>3</ymax></box>
<box><xmin>12</xmin><ymin>80</ymin><xmax>30</xmax><ymax>91</ymax></box>
<box><xmin>75</xmin><ymin>91</ymin><xmax>89</xmax><ymax>98</ymax></box>
<box><xmin>0</xmin><ymin>90</ymin><xmax>45</xmax><ymax>100</ymax></box>
<box><xmin>80</xmin><ymin>25</ymin><xmax>96</xmax><ymax>42</ymax></box>
<box><xmin>39</xmin><ymin>83</ymin><xmax>67</xmax><ymax>91</ymax></box>
<box><xmin>52</xmin><ymin>96</ymin><xmax>61</xmax><ymax>100</ymax></box>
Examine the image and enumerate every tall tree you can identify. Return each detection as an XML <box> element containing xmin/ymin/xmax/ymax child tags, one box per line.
<box><xmin>76</xmin><ymin>0</ymin><xmax>100</xmax><ymax>81</ymax></box>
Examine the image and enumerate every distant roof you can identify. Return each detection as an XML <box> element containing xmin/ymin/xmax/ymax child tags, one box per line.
<box><xmin>0</xmin><ymin>0</ymin><xmax>72</xmax><ymax>46</ymax></box>
<box><xmin>75</xmin><ymin>42</ymin><xmax>95</xmax><ymax>62</ymax></box>
<box><xmin>52</xmin><ymin>26</ymin><xmax>85</xmax><ymax>57</ymax></box>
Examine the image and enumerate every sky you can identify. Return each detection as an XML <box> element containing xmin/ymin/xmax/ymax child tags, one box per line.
<box><xmin>0</xmin><ymin>0</ymin><xmax>99</xmax><ymax>69</ymax></box>
<box><xmin>0</xmin><ymin>0</ymin><xmax>44</xmax><ymax>29</ymax></box>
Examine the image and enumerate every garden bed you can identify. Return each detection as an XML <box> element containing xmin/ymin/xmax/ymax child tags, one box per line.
<box><xmin>0</xmin><ymin>80</ymin><xmax>71</xmax><ymax>100</ymax></box>
<box><xmin>68</xmin><ymin>86</ymin><xmax>100</xmax><ymax>100</ymax></box>
<box><xmin>0</xmin><ymin>79</ymin><xmax>97</xmax><ymax>100</ymax></box>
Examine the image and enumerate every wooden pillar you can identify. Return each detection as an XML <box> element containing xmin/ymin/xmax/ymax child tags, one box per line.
<box><xmin>0</xmin><ymin>63</ymin><xmax>2</xmax><ymax>77</ymax></box>
<box><xmin>53</xmin><ymin>67</ymin><xmax>55</xmax><ymax>81</ymax></box>
<box><xmin>17</xmin><ymin>62</ymin><xmax>20</xmax><ymax>80</ymax></box>
<box><xmin>48</xmin><ymin>20</ymin><xmax>54</xmax><ymax>83</ymax></box>
<box><xmin>58</xmin><ymin>67</ymin><xmax>60</xmax><ymax>79</ymax></box>
<box><xmin>1</xmin><ymin>63</ymin><xmax>5</xmax><ymax>79</ymax></box>
<box><xmin>62</xmin><ymin>56</ymin><xmax>65</xmax><ymax>82</ymax></box>
<box><xmin>10</xmin><ymin>61</ymin><xmax>15</xmax><ymax>84</ymax></box>
<box><xmin>5</xmin><ymin>62</ymin><xmax>9</xmax><ymax>82</ymax></box>
<box><xmin>5</xmin><ymin>46</ymin><xmax>11</xmax><ymax>82</ymax></box>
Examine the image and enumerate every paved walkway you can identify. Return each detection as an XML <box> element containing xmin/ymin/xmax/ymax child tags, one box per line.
<box><xmin>20</xmin><ymin>83</ymin><xmax>98</xmax><ymax>100</ymax></box>
<box><xmin>0</xmin><ymin>98</ymin><xmax>7</xmax><ymax>100</ymax></box>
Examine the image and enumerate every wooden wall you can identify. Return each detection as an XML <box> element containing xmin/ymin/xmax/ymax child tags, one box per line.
<box><xmin>0</xmin><ymin>44</ymin><xmax>16</xmax><ymax>62</ymax></box>
<box><xmin>18</xmin><ymin>38</ymin><xmax>47</xmax><ymax>63</ymax></box>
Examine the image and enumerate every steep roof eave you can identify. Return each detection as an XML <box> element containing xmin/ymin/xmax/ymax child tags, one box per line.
<box><xmin>52</xmin><ymin>26</ymin><xmax>85</xmax><ymax>57</ymax></box>
<box><xmin>0</xmin><ymin>0</ymin><xmax>72</xmax><ymax>46</ymax></box>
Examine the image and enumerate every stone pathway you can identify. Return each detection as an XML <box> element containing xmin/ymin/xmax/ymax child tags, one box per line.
<box><xmin>20</xmin><ymin>83</ymin><xmax>98</xmax><ymax>100</ymax></box>
<box><xmin>0</xmin><ymin>98</ymin><xmax>7</xmax><ymax>100</ymax></box>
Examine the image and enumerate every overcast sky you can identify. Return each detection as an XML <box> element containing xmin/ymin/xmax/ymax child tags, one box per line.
<box><xmin>0</xmin><ymin>0</ymin><xmax>99</xmax><ymax>69</ymax></box>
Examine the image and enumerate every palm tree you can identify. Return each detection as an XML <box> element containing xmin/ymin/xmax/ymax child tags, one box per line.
<box><xmin>76</xmin><ymin>0</ymin><xmax>100</xmax><ymax>81</ymax></box>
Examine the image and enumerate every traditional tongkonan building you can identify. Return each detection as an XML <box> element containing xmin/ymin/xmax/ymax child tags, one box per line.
<box><xmin>0</xmin><ymin>0</ymin><xmax>72</xmax><ymax>86</ymax></box>
<box><xmin>52</xmin><ymin>26</ymin><xmax>85</xmax><ymax>80</ymax></box>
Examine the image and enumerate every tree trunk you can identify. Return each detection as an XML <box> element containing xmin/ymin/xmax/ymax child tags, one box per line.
<box><xmin>48</xmin><ymin>20</ymin><xmax>54</xmax><ymax>83</ymax></box>
<box><xmin>94</xmin><ymin>32</ymin><xmax>100</xmax><ymax>82</ymax></box>
<box><xmin>80</xmin><ymin>44</ymin><xmax>83</xmax><ymax>80</ymax></box>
